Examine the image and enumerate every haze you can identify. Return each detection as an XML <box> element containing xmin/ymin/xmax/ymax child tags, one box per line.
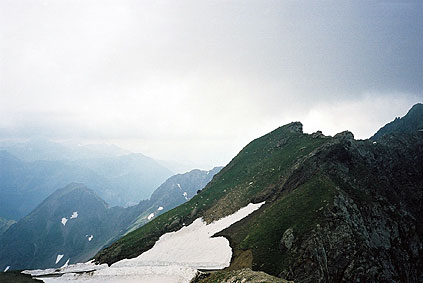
<box><xmin>1</xmin><ymin>0</ymin><xmax>422</xmax><ymax>169</ymax></box>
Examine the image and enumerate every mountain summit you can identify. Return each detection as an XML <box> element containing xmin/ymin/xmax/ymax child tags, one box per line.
<box><xmin>94</xmin><ymin>106</ymin><xmax>423</xmax><ymax>282</ymax></box>
<box><xmin>371</xmin><ymin>103</ymin><xmax>423</xmax><ymax>140</ymax></box>
<box><xmin>0</xmin><ymin>183</ymin><xmax>141</xmax><ymax>270</ymax></box>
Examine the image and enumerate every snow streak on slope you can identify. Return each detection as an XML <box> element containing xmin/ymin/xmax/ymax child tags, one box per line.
<box><xmin>55</xmin><ymin>255</ymin><xmax>64</xmax><ymax>265</ymax></box>
<box><xmin>24</xmin><ymin>202</ymin><xmax>264</xmax><ymax>282</ymax></box>
<box><xmin>70</xmin><ymin>212</ymin><xmax>78</xmax><ymax>219</ymax></box>
<box><xmin>147</xmin><ymin>213</ymin><xmax>155</xmax><ymax>220</ymax></box>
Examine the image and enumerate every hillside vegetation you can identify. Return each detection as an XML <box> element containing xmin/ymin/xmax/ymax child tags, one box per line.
<box><xmin>94</xmin><ymin>104</ymin><xmax>423</xmax><ymax>282</ymax></box>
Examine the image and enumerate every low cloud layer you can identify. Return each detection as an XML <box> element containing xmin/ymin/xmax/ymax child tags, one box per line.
<box><xmin>1</xmin><ymin>0</ymin><xmax>422</xmax><ymax>168</ymax></box>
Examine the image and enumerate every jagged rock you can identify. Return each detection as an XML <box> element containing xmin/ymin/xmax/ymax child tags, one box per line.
<box><xmin>190</xmin><ymin>207</ymin><xmax>199</xmax><ymax>218</ymax></box>
<box><xmin>287</xmin><ymin>122</ymin><xmax>303</xmax><ymax>133</ymax></box>
<box><xmin>281</xmin><ymin>228</ymin><xmax>295</xmax><ymax>250</ymax></box>
<box><xmin>196</xmin><ymin>268</ymin><xmax>292</xmax><ymax>283</ymax></box>
<box><xmin>311</xmin><ymin>131</ymin><xmax>324</xmax><ymax>138</ymax></box>
<box><xmin>334</xmin><ymin>130</ymin><xmax>354</xmax><ymax>141</ymax></box>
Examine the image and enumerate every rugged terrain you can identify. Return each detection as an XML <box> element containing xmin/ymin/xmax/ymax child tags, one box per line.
<box><xmin>0</xmin><ymin>183</ymin><xmax>145</xmax><ymax>270</ymax></box>
<box><xmin>371</xmin><ymin>103</ymin><xmax>423</xmax><ymax>140</ymax></box>
<box><xmin>94</xmin><ymin>104</ymin><xmax>423</xmax><ymax>282</ymax></box>
<box><xmin>125</xmin><ymin>167</ymin><xmax>222</xmax><ymax>233</ymax></box>
<box><xmin>0</xmin><ymin>150</ymin><xmax>172</xmax><ymax>220</ymax></box>
<box><xmin>0</xmin><ymin>168</ymin><xmax>220</xmax><ymax>271</ymax></box>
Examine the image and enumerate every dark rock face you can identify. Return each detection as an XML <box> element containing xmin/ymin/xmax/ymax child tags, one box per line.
<box><xmin>278</xmin><ymin>132</ymin><xmax>423</xmax><ymax>283</ymax></box>
<box><xmin>371</xmin><ymin>103</ymin><xmax>423</xmax><ymax>140</ymax></box>
<box><xmin>334</xmin><ymin>130</ymin><xmax>354</xmax><ymax>141</ymax></box>
<box><xmin>196</xmin><ymin>268</ymin><xmax>291</xmax><ymax>283</ymax></box>
<box><xmin>286</xmin><ymin>122</ymin><xmax>303</xmax><ymax>134</ymax></box>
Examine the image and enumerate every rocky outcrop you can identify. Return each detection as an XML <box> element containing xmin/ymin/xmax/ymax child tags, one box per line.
<box><xmin>371</xmin><ymin>103</ymin><xmax>423</xmax><ymax>140</ymax></box>
<box><xmin>276</xmin><ymin>132</ymin><xmax>423</xmax><ymax>282</ymax></box>
<box><xmin>94</xmin><ymin>105</ymin><xmax>423</xmax><ymax>283</ymax></box>
<box><xmin>286</xmin><ymin>121</ymin><xmax>303</xmax><ymax>133</ymax></box>
<box><xmin>280</xmin><ymin>228</ymin><xmax>295</xmax><ymax>251</ymax></box>
<box><xmin>194</xmin><ymin>268</ymin><xmax>292</xmax><ymax>283</ymax></box>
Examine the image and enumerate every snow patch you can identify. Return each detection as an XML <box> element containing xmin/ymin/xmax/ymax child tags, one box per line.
<box><xmin>88</xmin><ymin>235</ymin><xmax>94</xmax><ymax>242</ymax></box>
<box><xmin>70</xmin><ymin>211</ymin><xmax>78</xmax><ymax>219</ymax></box>
<box><xmin>177</xmin><ymin>183</ymin><xmax>182</xmax><ymax>190</ymax></box>
<box><xmin>372</xmin><ymin>141</ymin><xmax>377</xmax><ymax>144</ymax></box>
<box><xmin>183</xmin><ymin>192</ymin><xmax>188</xmax><ymax>200</ymax></box>
<box><xmin>206</xmin><ymin>171</ymin><xmax>210</xmax><ymax>175</ymax></box>
<box><xmin>61</xmin><ymin>259</ymin><xmax>70</xmax><ymax>268</ymax></box>
<box><xmin>114</xmin><ymin>201</ymin><xmax>265</xmax><ymax>270</ymax></box>
<box><xmin>23</xmin><ymin>202</ymin><xmax>265</xmax><ymax>282</ymax></box>
<box><xmin>157</xmin><ymin>206</ymin><xmax>163</xmax><ymax>211</ymax></box>
<box><xmin>4</xmin><ymin>266</ymin><xmax>10</xmax><ymax>272</ymax></box>
<box><xmin>147</xmin><ymin>213</ymin><xmax>155</xmax><ymax>220</ymax></box>
<box><xmin>61</xmin><ymin>218</ymin><xmax>68</xmax><ymax>226</ymax></box>
<box><xmin>55</xmin><ymin>254</ymin><xmax>64</xmax><ymax>264</ymax></box>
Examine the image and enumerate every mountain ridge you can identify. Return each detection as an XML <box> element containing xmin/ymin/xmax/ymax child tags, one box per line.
<box><xmin>94</xmin><ymin>105</ymin><xmax>423</xmax><ymax>282</ymax></box>
<box><xmin>371</xmin><ymin>102</ymin><xmax>423</xmax><ymax>140</ymax></box>
<box><xmin>0</xmin><ymin>167</ymin><xmax>221</xmax><ymax>271</ymax></box>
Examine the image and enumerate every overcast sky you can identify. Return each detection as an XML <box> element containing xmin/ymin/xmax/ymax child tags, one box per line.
<box><xmin>0</xmin><ymin>0</ymin><xmax>422</xmax><ymax>169</ymax></box>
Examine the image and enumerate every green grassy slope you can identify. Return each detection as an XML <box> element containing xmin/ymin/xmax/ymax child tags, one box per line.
<box><xmin>94</xmin><ymin>122</ymin><xmax>332</xmax><ymax>265</ymax></box>
<box><xmin>217</xmin><ymin>175</ymin><xmax>336</xmax><ymax>276</ymax></box>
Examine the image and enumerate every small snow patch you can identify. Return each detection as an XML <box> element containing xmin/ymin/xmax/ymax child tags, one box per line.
<box><xmin>55</xmin><ymin>254</ymin><xmax>64</xmax><ymax>264</ymax></box>
<box><xmin>158</xmin><ymin>206</ymin><xmax>164</xmax><ymax>211</ymax></box>
<box><xmin>4</xmin><ymin>266</ymin><xmax>10</xmax><ymax>272</ymax></box>
<box><xmin>183</xmin><ymin>192</ymin><xmax>188</xmax><ymax>200</ymax></box>
<box><xmin>22</xmin><ymin>202</ymin><xmax>265</xmax><ymax>282</ymax></box>
<box><xmin>177</xmin><ymin>183</ymin><xmax>182</xmax><ymax>190</ymax></box>
<box><xmin>372</xmin><ymin>141</ymin><xmax>377</xmax><ymax>144</ymax></box>
<box><xmin>148</xmin><ymin>213</ymin><xmax>155</xmax><ymax>220</ymax></box>
<box><xmin>88</xmin><ymin>235</ymin><xmax>94</xmax><ymax>241</ymax></box>
<box><xmin>206</xmin><ymin>171</ymin><xmax>210</xmax><ymax>175</ymax></box>
<box><xmin>61</xmin><ymin>218</ymin><xmax>68</xmax><ymax>226</ymax></box>
<box><xmin>249</xmin><ymin>182</ymin><xmax>253</xmax><ymax>185</ymax></box>
<box><xmin>61</xmin><ymin>259</ymin><xmax>70</xmax><ymax>268</ymax></box>
<box><xmin>70</xmin><ymin>211</ymin><xmax>78</xmax><ymax>219</ymax></box>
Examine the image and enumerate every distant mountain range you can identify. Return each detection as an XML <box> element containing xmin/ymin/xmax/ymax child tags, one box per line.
<box><xmin>0</xmin><ymin>167</ymin><xmax>221</xmax><ymax>270</ymax></box>
<box><xmin>125</xmin><ymin>166</ymin><xmax>223</xmax><ymax>234</ymax></box>
<box><xmin>0</xmin><ymin>218</ymin><xmax>15</xmax><ymax>235</ymax></box>
<box><xmin>69</xmin><ymin>153</ymin><xmax>174</xmax><ymax>206</ymax></box>
<box><xmin>0</xmin><ymin>143</ymin><xmax>173</xmax><ymax>220</ymax></box>
<box><xmin>93</xmin><ymin>103</ymin><xmax>423</xmax><ymax>282</ymax></box>
<box><xmin>0</xmin><ymin>138</ymin><xmax>130</xmax><ymax>162</ymax></box>
<box><xmin>0</xmin><ymin>183</ymin><xmax>143</xmax><ymax>270</ymax></box>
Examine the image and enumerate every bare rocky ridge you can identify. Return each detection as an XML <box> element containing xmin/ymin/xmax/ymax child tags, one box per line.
<box><xmin>192</xmin><ymin>268</ymin><xmax>292</xmax><ymax>283</ymax></box>
<box><xmin>273</xmin><ymin>132</ymin><xmax>423</xmax><ymax>282</ymax></box>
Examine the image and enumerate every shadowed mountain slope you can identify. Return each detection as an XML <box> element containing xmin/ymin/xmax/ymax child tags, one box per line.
<box><xmin>371</xmin><ymin>102</ymin><xmax>423</xmax><ymax>140</ymax></box>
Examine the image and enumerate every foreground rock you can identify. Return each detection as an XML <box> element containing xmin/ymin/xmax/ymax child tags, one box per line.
<box><xmin>193</xmin><ymin>268</ymin><xmax>291</xmax><ymax>283</ymax></box>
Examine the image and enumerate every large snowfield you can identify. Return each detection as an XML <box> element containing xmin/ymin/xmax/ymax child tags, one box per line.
<box><xmin>23</xmin><ymin>202</ymin><xmax>264</xmax><ymax>283</ymax></box>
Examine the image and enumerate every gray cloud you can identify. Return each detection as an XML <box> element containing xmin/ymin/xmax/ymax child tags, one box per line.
<box><xmin>0</xmin><ymin>0</ymin><xmax>422</xmax><ymax>169</ymax></box>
